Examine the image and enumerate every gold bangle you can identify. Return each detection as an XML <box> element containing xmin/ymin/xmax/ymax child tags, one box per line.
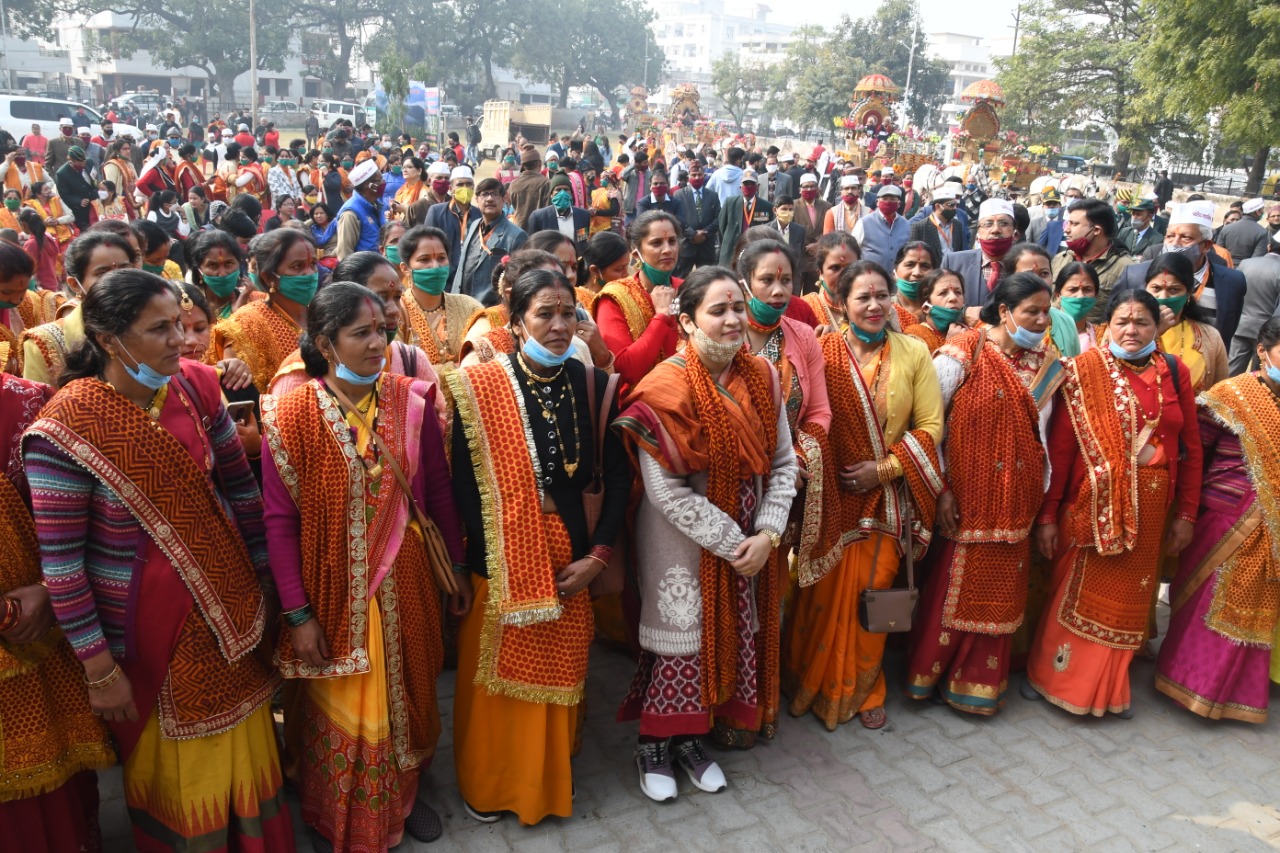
<box><xmin>85</xmin><ymin>663</ymin><xmax>122</xmax><ymax>691</ymax></box>
<box><xmin>583</xmin><ymin>554</ymin><xmax>609</xmax><ymax>572</ymax></box>
<box><xmin>759</xmin><ymin>529</ymin><xmax>782</xmax><ymax>551</ymax></box>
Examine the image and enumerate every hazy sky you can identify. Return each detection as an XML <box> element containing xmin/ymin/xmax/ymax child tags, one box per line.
<box><xmin>806</xmin><ymin>0</ymin><xmax>1023</xmax><ymax>40</ymax></box>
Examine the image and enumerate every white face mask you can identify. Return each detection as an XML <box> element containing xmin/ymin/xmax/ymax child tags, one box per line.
<box><xmin>766</xmin><ymin>163</ymin><xmax>779</xmax><ymax>174</ymax></box>
<box><xmin>97</xmin><ymin>190</ymin><xmax>109</xmax><ymax>201</ymax></box>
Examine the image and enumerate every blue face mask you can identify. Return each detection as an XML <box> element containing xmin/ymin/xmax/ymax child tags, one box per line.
<box><xmin>115</xmin><ymin>337</ymin><xmax>172</xmax><ymax>390</ymax></box>
<box><xmin>1266</xmin><ymin>356</ymin><xmax>1280</xmax><ymax>384</ymax></box>
<box><xmin>852</xmin><ymin>324</ymin><xmax>886</xmax><ymax>344</ymax></box>
<box><xmin>522</xmin><ymin>334</ymin><xmax>574</xmax><ymax>368</ymax></box>
<box><xmin>1046</xmin><ymin>207</ymin><xmax>1061</xmax><ymax>220</ymax></box>
<box><xmin>335</xmin><ymin>356</ymin><xmax>385</xmax><ymax>385</ymax></box>
<box><xmin>1005</xmin><ymin>317</ymin><xmax>1046</xmax><ymax>349</ymax></box>
<box><xmin>552</xmin><ymin>189</ymin><xmax>572</xmax><ymax>213</ymax></box>
<box><xmin>1109</xmin><ymin>339</ymin><xmax>1157</xmax><ymax>361</ymax></box>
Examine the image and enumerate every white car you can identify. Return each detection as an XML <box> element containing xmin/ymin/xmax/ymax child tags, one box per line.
<box><xmin>0</xmin><ymin>96</ymin><xmax>142</xmax><ymax>149</ymax></box>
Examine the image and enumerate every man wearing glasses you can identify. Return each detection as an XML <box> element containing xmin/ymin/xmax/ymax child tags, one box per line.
<box><xmin>942</xmin><ymin>198</ymin><xmax>1020</xmax><ymax>307</ymax></box>
<box><xmin>909</xmin><ymin>183</ymin><xmax>965</xmax><ymax>260</ymax></box>
<box><xmin>453</xmin><ymin>178</ymin><xmax>528</xmax><ymax>306</ymax></box>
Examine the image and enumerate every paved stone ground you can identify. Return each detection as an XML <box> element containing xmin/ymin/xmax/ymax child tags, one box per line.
<box><xmin>100</xmin><ymin>601</ymin><xmax>1280</xmax><ymax>852</ymax></box>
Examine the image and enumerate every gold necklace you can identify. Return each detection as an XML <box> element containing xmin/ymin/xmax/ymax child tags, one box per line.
<box><xmin>516</xmin><ymin>355</ymin><xmax>581</xmax><ymax>477</ymax></box>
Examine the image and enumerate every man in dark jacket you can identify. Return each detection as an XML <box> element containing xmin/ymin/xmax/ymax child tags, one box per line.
<box><xmin>674</xmin><ymin>159</ymin><xmax>720</xmax><ymax>277</ymax></box>
<box><xmin>718</xmin><ymin>169</ymin><xmax>772</xmax><ymax>266</ymax></box>
<box><xmin>54</xmin><ymin>146</ymin><xmax>98</xmax><ymax>231</ymax></box>
<box><xmin>1218</xmin><ymin>197</ymin><xmax>1271</xmax><ymax>265</ymax></box>
<box><xmin>527</xmin><ymin>173</ymin><xmax>592</xmax><ymax>253</ymax></box>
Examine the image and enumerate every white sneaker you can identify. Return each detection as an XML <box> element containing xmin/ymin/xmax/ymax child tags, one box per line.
<box><xmin>635</xmin><ymin>740</ymin><xmax>678</xmax><ymax>802</ymax></box>
<box><xmin>673</xmin><ymin>738</ymin><xmax>727</xmax><ymax>793</ymax></box>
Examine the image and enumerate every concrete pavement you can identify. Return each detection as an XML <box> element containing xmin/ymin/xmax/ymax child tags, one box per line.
<box><xmin>99</xmin><ymin>606</ymin><xmax>1280</xmax><ymax>851</ymax></box>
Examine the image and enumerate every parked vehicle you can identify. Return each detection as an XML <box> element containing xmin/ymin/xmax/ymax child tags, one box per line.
<box><xmin>265</xmin><ymin>101</ymin><xmax>301</xmax><ymax>115</ymax></box>
<box><xmin>0</xmin><ymin>96</ymin><xmax>142</xmax><ymax>147</ymax></box>
<box><xmin>311</xmin><ymin>99</ymin><xmax>373</xmax><ymax>128</ymax></box>
<box><xmin>110</xmin><ymin>91</ymin><xmax>166</xmax><ymax>114</ymax></box>
<box><xmin>478</xmin><ymin>99</ymin><xmax>551</xmax><ymax>161</ymax></box>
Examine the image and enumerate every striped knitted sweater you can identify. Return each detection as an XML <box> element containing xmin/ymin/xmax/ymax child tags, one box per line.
<box><xmin>24</xmin><ymin>380</ymin><xmax>268</xmax><ymax>661</ymax></box>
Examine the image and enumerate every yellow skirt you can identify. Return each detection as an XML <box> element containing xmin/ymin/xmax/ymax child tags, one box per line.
<box><xmin>123</xmin><ymin>701</ymin><xmax>291</xmax><ymax>851</ymax></box>
<box><xmin>782</xmin><ymin>533</ymin><xmax>900</xmax><ymax>729</ymax></box>
<box><xmin>454</xmin><ymin>576</ymin><xmax>577</xmax><ymax>826</ymax></box>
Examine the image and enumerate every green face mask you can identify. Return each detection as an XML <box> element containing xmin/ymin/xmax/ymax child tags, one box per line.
<box><xmin>411</xmin><ymin>266</ymin><xmax>449</xmax><ymax>295</ymax></box>
<box><xmin>1058</xmin><ymin>296</ymin><xmax>1097</xmax><ymax>322</ymax></box>
<box><xmin>0</xmin><ymin>297</ymin><xmax>19</xmax><ymax>309</ymax></box>
<box><xmin>747</xmin><ymin>295</ymin><xmax>785</xmax><ymax>327</ymax></box>
<box><xmin>341</xmin><ymin>159</ymin><xmax>354</xmax><ymax>169</ymax></box>
<box><xmin>3</xmin><ymin>199</ymin><xmax>19</xmax><ymax>211</ymax></box>
<box><xmin>384</xmin><ymin>245</ymin><xmax>401</xmax><ymax>265</ymax></box>
<box><xmin>927</xmin><ymin>304</ymin><xmax>963</xmax><ymax>333</ymax></box>
<box><xmin>202</xmin><ymin>270</ymin><xmax>241</xmax><ymax>299</ymax></box>
<box><xmin>1156</xmin><ymin>294</ymin><xmax>1189</xmax><ymax>317</ymax></box>
<box><xmin>385</xmin><ymin>327</ymin><xmax>398</xmax><ymax>345</ymax></box>
<box><xmin>276</xmin><ymin>272</ymin><xmax>319</xmax><ymax>305</ymax></box>
<box><xmin>143</xmin><ymin>262</ymin><xmax>167</xmax><ymax>275</ymax></box>
<box><xmin>896</xmin><ymin>277</ymin><xmax>920</xmax><ymax>301</ymax></box>
<box><xmin>391</xmin><ymin>166</ymin><xmax>402</xmax><ymax>175</ymax></box>
<box><xmin>640</xmin><ymin>260</ymin><xmax>673</xmax><ymax>287</ymax></box>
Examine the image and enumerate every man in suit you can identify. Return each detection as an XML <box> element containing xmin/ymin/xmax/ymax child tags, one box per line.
<box><xmin>1229</xmin><ymin>231</ymin><xmax>1280</xmax><ymax>374</ymax></box>
<box><xmin>674</xmin><ymin>159</ymin><xmax>719</xmax><ymax>278</ymax></box>
<box><xmin>1025</xmin><ymin>185</ymin><xmax>1065</xmax><ymax>251</ymax></box>
<box><xmin>1218</xmin><ymin>197</ymin><xmax>1271</xmax><ymax>265</ymax></box>
<box><xmin>768</xmin><ymin>195</ymin><xmax>807</xmax><ymax>294</ymax></box>
<box><xmin>1117</xmin><ymin>198</ymin><xmax>1161</xmax><ymax>257</ymax></box>
<box><xmin>792</xmin><ymin>172</ymin><xmax>831</xmax><ymax>246</ymax></box>
<box><xmin>526</xmin><ymin>173</ymin><xmax>592</xmax><ymax>253</ymax></box>
<box><xmin>718</xmin><ymin>169</ymin><xmax>773</xmax><ymax>266</ymax></box>
<box><xmin>909</xmin><ymin>182</ymin><xmax>965</xmax><ymax>261</ymax></box>
<box><xmin>943</xmin><ymin>198</ymin><xmax>1019</xmax><ymax>309</ymax></box>
<box><xmin>452</xmin><ymin>177</ymin><xmax>527</xmax><ymax>306</ymax></box>
<box><xmin>1116</xmin><ymin>200</ymin><xmax>1247</xmax><ymax>359</ymax></box>
<box><xmin>423</xmin><ymin>165</ymin><xmax>482</xmax><ymax>268</ymax></box>
<box><xmin>761</xmin><ymin>152</ymin><xmax>793</xmax><ymax>205</ymax></box>
<box><xmin>635</xmin><ymin>169</ymin><xmax>687</xmax><ymax>223</ymax></box>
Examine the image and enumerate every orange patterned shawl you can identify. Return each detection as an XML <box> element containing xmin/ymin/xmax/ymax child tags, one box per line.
<box><xmin>263</xmin><ymin>375</ymin><xmax>442</xmax><ymax>767</ymax></box>
<box><xmin>595</xmin><ymin>274</ymin><xmax>655</xmax><ymax>343</ymax></box>
<box><xmin>904</xmin><ymin>322</ymin><xmax>946</xmax><ymax>354</ymax></box>
<box><xmin>447</xmin><ymin>357</ymin><xmax>593</xmax><ymax>705</ymax></box>
<box><xmin>935</xmin><ymin>329</ymin><xmax>1047</xmax><ymax>634</ymax></box>
<box><xmin>401</xmin><ymin>292</ymin><xmax>477</xmax><ymax>368</ymax></box>
<box><xmin>617</xmin><ymin>352</ymin><xmax>779</xmax><ymax>709</ymax></box>
<box><xmin>208</xmin><ymin>298</ymin><xmax>302</xmax><ymax>393</ymax></box>
<box><xmin>1199</xmin><ymin>375</ymin><xmax>1280</xmax><ymax>644</ymax></box>
<box><xmin>26</xmin><ymin>378</ymin><xmax>271</xmax><ymax>738</ymax></box>
<box><xmin>2</xmin><ymin>290</ymin><xmax>62</xmax><ymax>374</ymax></box>
<box><xmin>462</xmin><ymin>304</ymin><xmax>509</xmax><ymax>337</ymax></box>
<box><xmin>0</xmin><ymin>382</ymin><xmax>114</xmax><ymax>802</ymax></box>
<box><xmin>820</xmin><ymin>333</ymin><xmax>943</xmax><ymax>557</ymax></box>
<box><xmin>575</xmin><ymin>285</ymin><xmax>600</xmax><ymax>314</ymax></box>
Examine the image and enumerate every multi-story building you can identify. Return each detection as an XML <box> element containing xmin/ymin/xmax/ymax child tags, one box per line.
<box><xmin>927</xmin><ymin>32</ymin><xmax>1004</xmax><ymax>127</ymax></box>
<box><xmin>52</xmin><ymin>12</ymin><xmax>372</xmax><ymax>108</ymax></box>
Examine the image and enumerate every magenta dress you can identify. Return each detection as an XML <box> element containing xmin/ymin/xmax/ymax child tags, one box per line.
<box><xmin>1155</xmin><ymin>406</ymin><xmax>1277</xmax><ymax>722</ymax></box>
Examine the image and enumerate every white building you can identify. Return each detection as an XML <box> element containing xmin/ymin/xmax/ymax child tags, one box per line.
<box><xmin>649</xmin><ymin>0</ymin><xmax>795</xmax><ymax>117</ymax></box>
<box><xmin>927</xmin><ymin>32</ymin><xmax>1011</xmax><ymax>127</ymax></box>
<box><xmin>0</xmin><ymin>35</ymin><xmax>73</xmax><ymax>93</ymax></box>
<box><xmin>52</xmin><ymin>12</ymin><xmax>373</xmax><ymax>107</ymax></box>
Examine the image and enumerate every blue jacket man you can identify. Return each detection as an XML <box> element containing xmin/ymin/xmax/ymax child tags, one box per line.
<box><xmin>423</xmin><ymin>165</ymin><xmax>481</xmax><ymax>268</ymax></box>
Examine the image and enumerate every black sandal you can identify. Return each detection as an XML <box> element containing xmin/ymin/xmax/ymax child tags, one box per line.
<box><xmin>405</xmin><ymin>799</ymin><xmax>443</xmax><ymax>843</ymax></box>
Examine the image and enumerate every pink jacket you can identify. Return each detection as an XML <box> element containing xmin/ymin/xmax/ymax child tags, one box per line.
<box><xmin>780</xmin><ymin>314</ymin><xmax>831</xmax><ymax>436</ymax></box>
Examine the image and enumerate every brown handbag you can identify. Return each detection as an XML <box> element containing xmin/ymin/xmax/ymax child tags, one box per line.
<box><xmin>858</xmin><ymin>484</ymin><xmax>919</xmax><ymax>633</ymax></box>
<box><xmin>582</xmin><ymin>370</ymin><xmax>624</xmax><ymax>598</ymax></box>
<box><xmin>326</xmin><ymin>383</ymin><xmax>460</xmax><ymax>597</ymax></box>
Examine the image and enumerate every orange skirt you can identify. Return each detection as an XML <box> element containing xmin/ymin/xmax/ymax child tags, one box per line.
<box><xmin>454</xmin><ymin>576</ymin><xmax>578</xmax><ymax>826</ymax></box>
<box><xmin>782</xmin><ymin>533</ymin><xmax>899</xmax><ymax>729</ymax></box>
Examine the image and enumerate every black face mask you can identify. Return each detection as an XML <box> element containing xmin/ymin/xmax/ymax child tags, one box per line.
<box><xmin>939</xmin><ymin>207</ymin><xmax>956</xmax><ymax>222</ymax></box>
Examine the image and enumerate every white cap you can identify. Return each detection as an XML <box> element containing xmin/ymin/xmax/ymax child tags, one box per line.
<box><xmin>348</xmin><ymin>159</ymin><xmax>380</xmax><ymax>186</ymax></box>
<box><xmin>545</xmin><ymin>150</ymin><xmax>560</xmax><ymax>161</ymax></box>
<box><xmin>238</xmin><ymin>123</ymin><xmax>249</xmax><ymax>131</ymax></box>
<box><xmin>840</xmin><ymin>174</ymin><xmax>862</xmax><ymax>189</ymax></box>
<box><xmin>882</xmin><ymin>166</ymin><xmax>895</xmax><ymax>176</ymax></box>
<box><xmin>221</xmin><ymin>128</ymin><xmax>233</xmax><ymax>137</ymax></box>
<box><xmin>799</xmin><ymin>173</ymin><xmax>819</xmax><ymax>186</ymax></box>
<box><xmin>145</xmin><ymin>123</ymin><xmax>159</xmax><ymax>132</ymax></box>
<box><xmin>426</xmin><ymin>161</ymin><xmax>451</xmax><ymax>177</ymax></box>
<box><xmin>979</xmin><ymin>198</ymin><xmax>1015</xmax><ymax>221</ymax></box>
<box><xmin>1243</xmin><ymin>198</ymin><xmax>1265</xmax><ymax>215</ymax></box>
<box><xmin>779</xmin><ymin>152</ymin><xmax>795</xmax><ymax>163</ymax></box>
<box><xmin>1170</xmin><ymin>200</ymin><xmax>1215</xmax><ymax>229</ymax></box>
<box><xmin>450</xmin><ymin>165</ymin><xmax>474</xmax><ymax>182</ymax></box>
<box><xmin>59</xmin><ymin>117</ymin><xmax>73</xmax><ymax>127</ymax></box>
<box><xmin>932</xmin><ymin>184</ymin><xmax>959</xmax><ymax>201</ymax></box>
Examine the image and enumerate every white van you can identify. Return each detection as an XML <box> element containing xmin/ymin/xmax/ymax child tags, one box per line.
<box><xmin>311</xmin><ymin>99</ymin><xmax>372</xmax><ymax>129</ymax></box>
<box><xmin>0</xmin><ymin>96</ymin><xmax>142</xmax><ymax>148</ymax></box>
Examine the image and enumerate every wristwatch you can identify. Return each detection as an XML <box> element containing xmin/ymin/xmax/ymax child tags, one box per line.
<box><xmin>759</xmin><ymin>529</ymin><xmax>782</xmax><ymax>551</ymax></box>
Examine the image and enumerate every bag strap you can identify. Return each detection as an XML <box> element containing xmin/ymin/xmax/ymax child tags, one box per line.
<box><xmin>325</xmin><ymin>380</ymin><xmax>460</xmax><ymax>596</ymax></box>
<box><xmin>900</xmin><ymin>482</ymin><xmax>915</xmax><ymax>591</ymax></box>
<box><xmin>585</xmin><ymin>369</ymin><xmax>620</xmax><ymax>480</ymax></box>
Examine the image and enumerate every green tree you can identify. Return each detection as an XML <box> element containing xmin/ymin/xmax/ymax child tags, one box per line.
<box><xmin>711</xmin><ymin>53</ymin><xmax>771</xmax><ymax>132</ymax></box>
<box><xmin>994</xmin><ymin>0</ymin><xmax>1176</xmax><ymax>172</ymax></box>
<box><xmin>1139</xmin><ymin>0</ymin><xmax>1280</xmax><ymax>192</ymax></box>
<box><xmin>73</xmin><ymin>0</ymin><xmax>292</xmax><ymax>109</ymax></box>
<box><xmin>293</xmin><ymin>0</ymin><xmax>392</xmax><ymax>99</ymax></box>
<box><xmin>773</xmin><ymin>25</ymin><xmax>866</xmax><ymax>131</ymax></box>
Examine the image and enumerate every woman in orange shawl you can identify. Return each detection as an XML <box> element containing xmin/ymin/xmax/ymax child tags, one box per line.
<box><xmin>208</xmin><ymin>227</ymin><xmax>316</xmax><ymax>393</ymax></box>
<box><xmin>802</xmin><ymin>232</ymin><xmax>860</xmax><ymax>334</ymax></box>
<box><xmin>593</xmin><ymin>210</ymin><xmax>682</xmax><ymax>396</ymax></box>
<box><xmin>902</xmin><ymin>268</ymin><xmax>967</xmax><ymax>354</ymax></box>
<box><xmin>262</xmin><ymin>282</ymin><xmax>465</xmax><ymax>851</ymax></box>
<box><xmin>1025</xmin><ymin>288</ymin><xmax>1202</xmax><ymax>717</ymax></box>
<box><xmin>24</xmin><ymin>271</ymin><xmax>291</xmax><ymax>851</ymax></box>
<box><xmin>0</xmin><ymin>242</ymin><xmax>62</xmax><ymax>374</ymax></box>
<box><xmin>616</xmin><ymin>267</ymin><xmax>798</xmax><ymax>803</ymax></box>
<box><xmin>397</xmin><ymin>225</ymin><xmax>482</xmax><ymax>371</ymax></box>
<box><xmin>906</xmin><ymin>273</ymin><xmax>1060</xmax><ymax>715</ymax></box>
<box><xmin>0</xmin><ymin>367</ymin><xmax>115</xmax><ymax>852</ymax></box>
<box><xmin>448</xmin><ymin>269</ymin><xmax>631</xmax><ymax>826</ymax></box>
<box><xmin>783</xmin><ymin>260</ymin><xmax>945</xmax><ymax>731</ymax></box>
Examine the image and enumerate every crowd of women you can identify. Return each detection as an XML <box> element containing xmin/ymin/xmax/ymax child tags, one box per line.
<box><xmin>2</xmin><ymin>174</ymin><xmax>1279</xmax><ymax>852</ymax></box>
